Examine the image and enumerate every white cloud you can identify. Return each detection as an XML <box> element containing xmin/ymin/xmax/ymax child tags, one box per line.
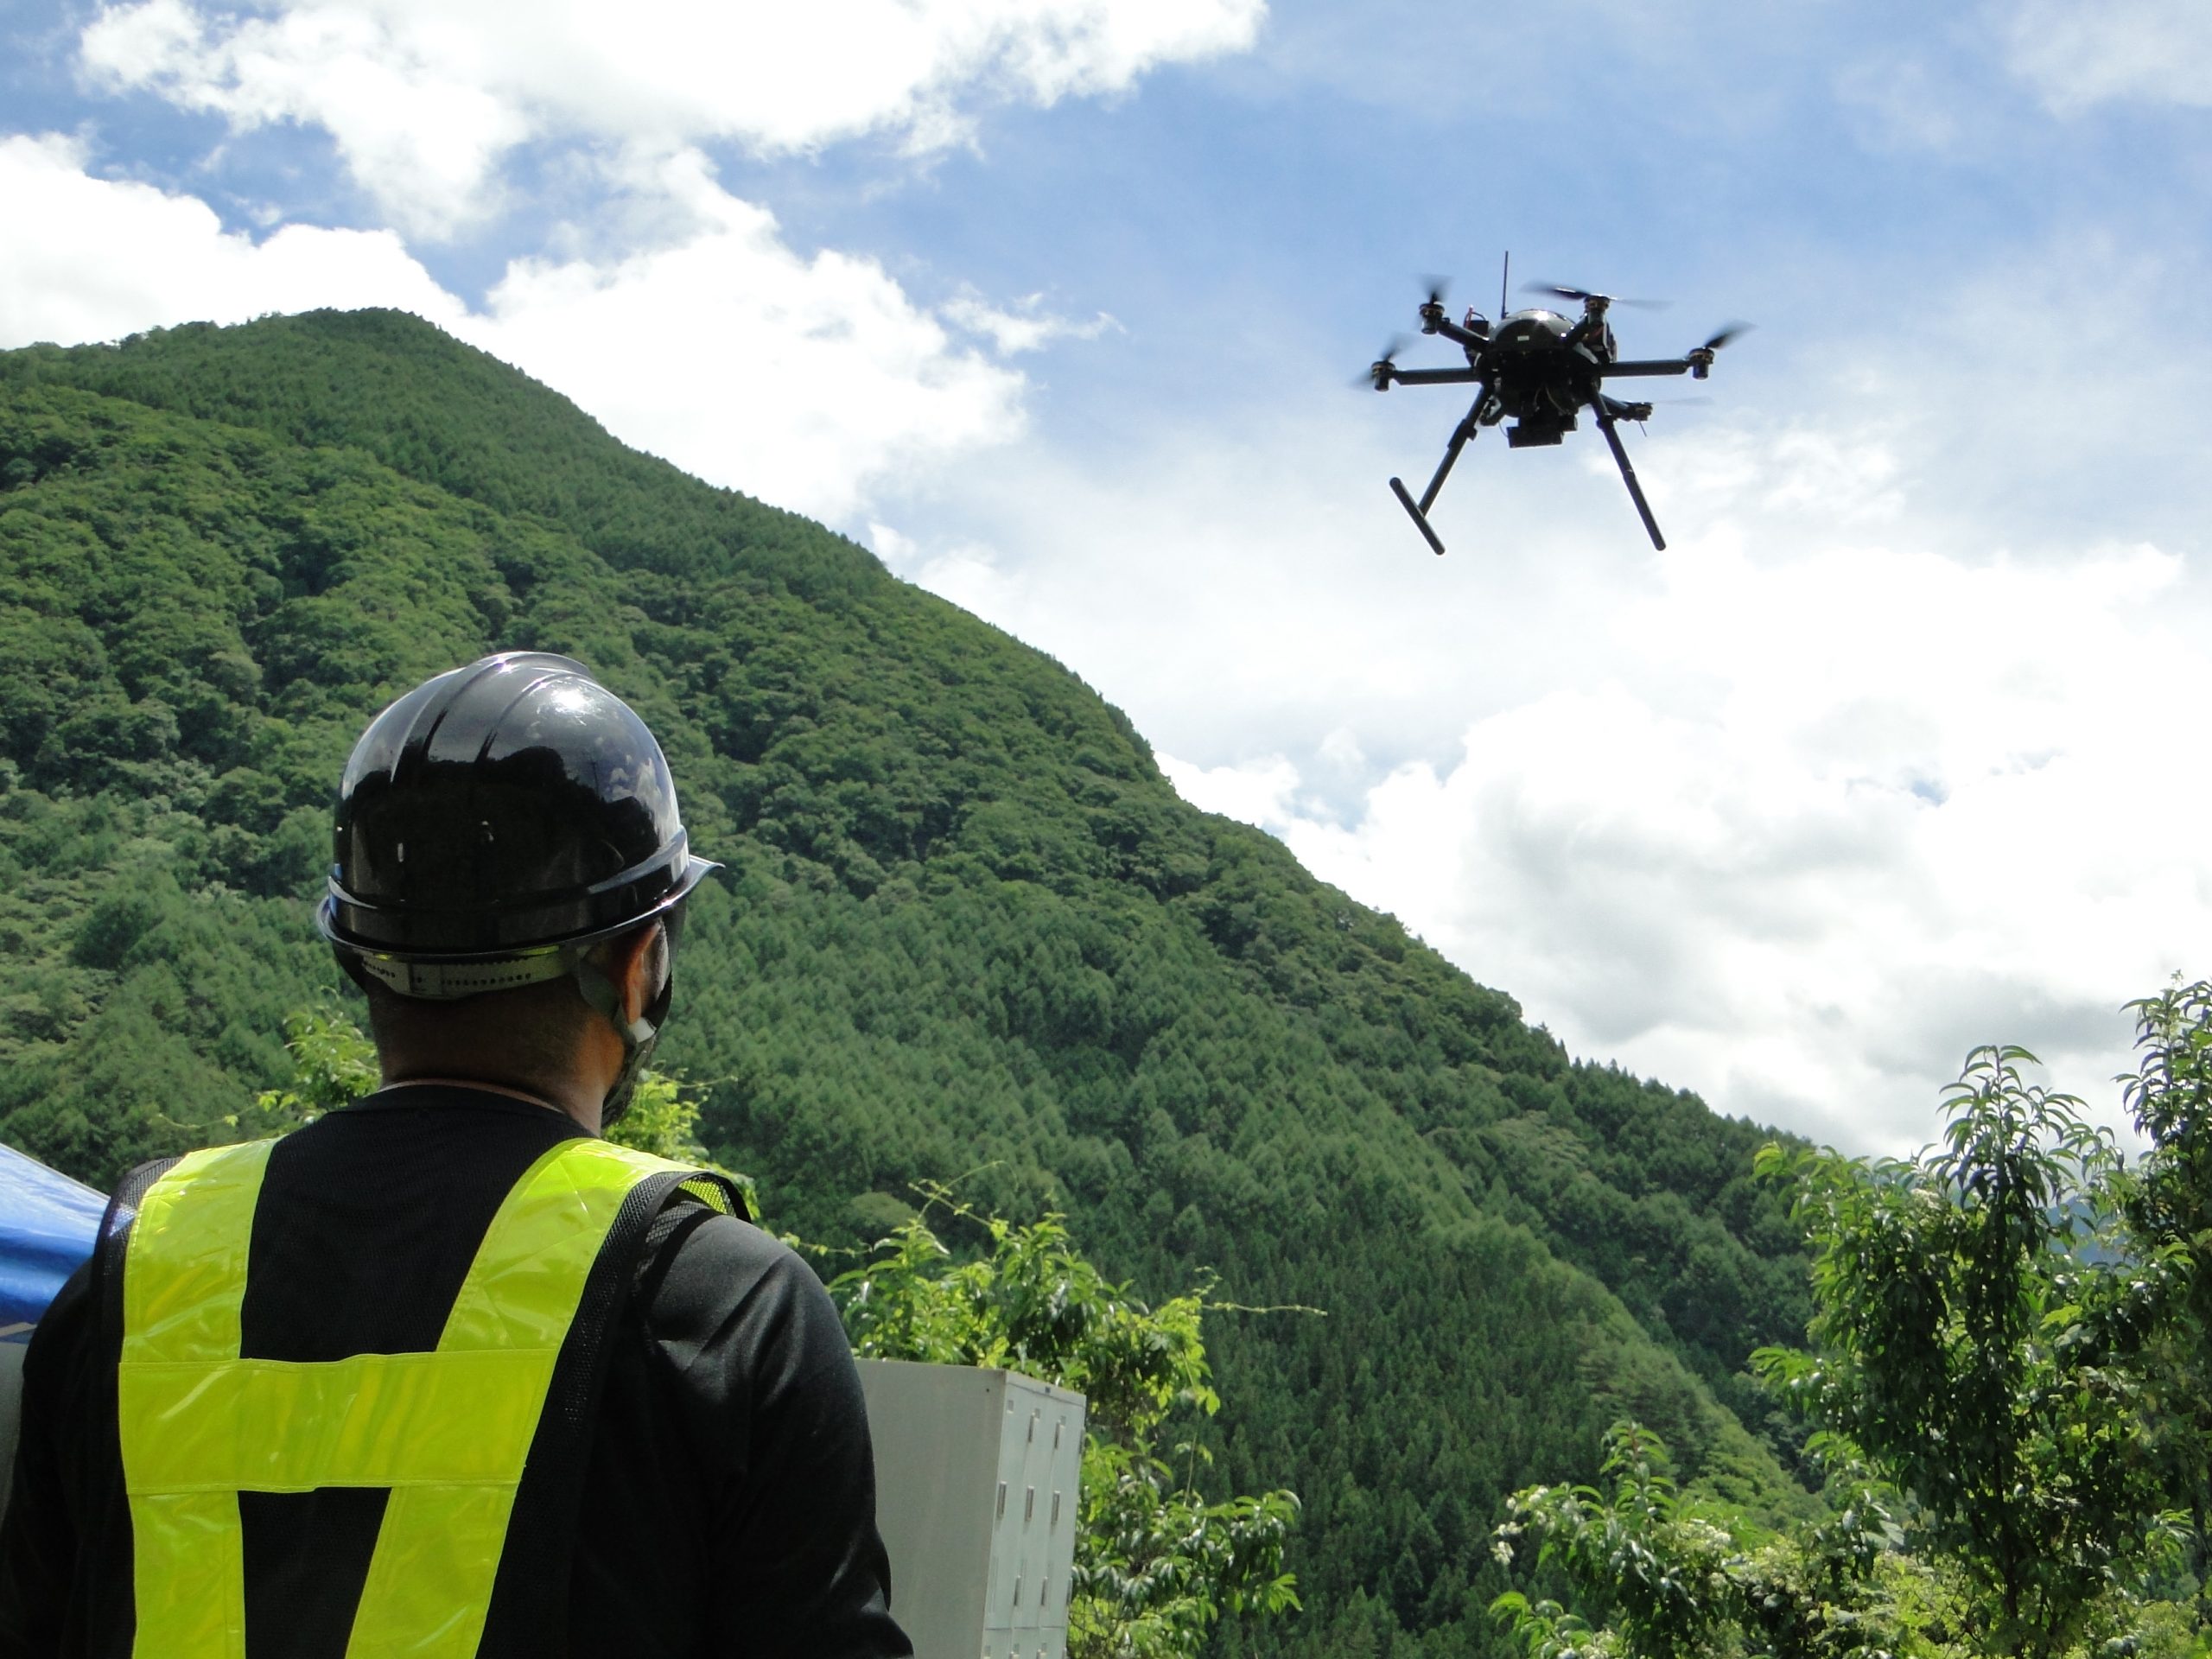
<box><xmin>1158</xmin><ymin>752</ymin><xmax>1301</xmax><ymax>830</ymax></box>
<box><xmin>0</xmin><ymin>131</ymin><xmax>463</xmax><ymax>342</ymax></box>
<box><xmin>1999</xmin><ymin>0</ymin><xmax>2212</xmax><ymax>112</ymax></box>
<box><xmin>942</xmin><ymin>289</ymin><xmax>1120</xmax><ymax>355</ymax></box>
<box><xmin>1161</xmin><ymin>522</ymin><xmax>2209</xmax><ymax>1154</ymax></box>
<box><xmin>79</xmin><ymin>0</ymin><xmax>1268</xmax><ymax>233</ymax></box>
<box><xmin>474</xmin><ymin>148</ymin><xmax>1027</xmax><ymax>522</ymax></box>
<box><xmin>868</xmin><ymin>397</ymin><xmax>1717</xmax><ymax>791</ymax></box>
<box><xmin>1834</xmin><ymin>53</ymin><xmax>1974</xmax><ymax>153</ymax></box>
<box><xmin>80</xmin><ymin>0</ymin><xmax>530</xmax><ymax>236</ymax></box>
<box><xmin>870</xmin><ymin>519</ymin><xmax>1029</xmax><ymax>622</ymax></box>
<box><xmin>0</xmin><ymin>138</ymin><xmax>1026</xmax><ymax>521</ymax></box>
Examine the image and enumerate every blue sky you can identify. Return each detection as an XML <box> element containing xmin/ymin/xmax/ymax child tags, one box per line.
<box><xmin>7</xmin><ymin>0</ymin><xmax>2211</xmax><ymax>1152</ymax></box>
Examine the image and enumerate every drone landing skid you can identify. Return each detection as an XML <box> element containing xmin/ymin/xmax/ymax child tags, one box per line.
<box><xmin>1389</xmin><ymin>477</ymin><xmax>1446</xmax><ymax>556</ymax></box>
<box><xmin>1389</xmin><ymin>390</ymin><xmax>1486</xmax><ymax>557</ymax></box>
<box><xmin>1591</xmin><ymin>399</ymin><xmax>1666</xmax><ymax>551</ymax></box>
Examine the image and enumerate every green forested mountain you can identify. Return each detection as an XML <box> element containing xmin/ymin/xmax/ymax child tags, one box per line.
<box><xmin>0</xmin><ymin>311</ymin><xmax>1813</xmax><ymax>1656</ymax></box>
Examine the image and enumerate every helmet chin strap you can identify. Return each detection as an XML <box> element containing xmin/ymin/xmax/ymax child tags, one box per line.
<box><xmin>571</xmin><ymin>934</ymin><xmax>673</xmax><ymax>1129</ymax></box>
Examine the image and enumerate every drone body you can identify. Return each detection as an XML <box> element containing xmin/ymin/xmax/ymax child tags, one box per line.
<box><xmin>1369</xmin><ymin>272</ymin><xmax>1746</xmax><ymax>554</ymax></box>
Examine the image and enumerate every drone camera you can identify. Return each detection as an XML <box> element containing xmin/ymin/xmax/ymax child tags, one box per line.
<box><xmin>1505</xmin><ymin>419</ymin><xmax>1571</xmax><ymax>448</ymax></box>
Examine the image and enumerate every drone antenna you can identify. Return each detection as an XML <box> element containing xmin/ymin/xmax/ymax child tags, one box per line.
<box><xmin>1500</xmin><ymin>251</ymin><xmax>1509</xmax><ymax>318</ymax></box>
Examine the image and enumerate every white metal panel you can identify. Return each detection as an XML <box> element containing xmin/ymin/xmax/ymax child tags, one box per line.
<box><xmin>1006</xmin><ymin>1391</ymin><xmax>1045</xmax><ymax>1645</ymax></box>
<box><xmin>856</xmin><ymin>1361</ymin><xmax>1001</xmax><ymax>1659</ymax></box>
<box><xmin>1039</xmin><ymin>1392</ymin><xmax>1083</xmax><ymax>1637</ymax></box>
<box><xmin>856</xmin><ymin>1361</ymin><xmax>1086</xmax><ymax>1659</ymax></box>
<box><xmin>984</xmin><ymin>1376</ymin><xmax>1035</xmax><ymax>1654</ymax></box>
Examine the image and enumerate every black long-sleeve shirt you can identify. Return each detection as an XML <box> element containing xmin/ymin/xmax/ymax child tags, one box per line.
<box><xmin>0</xmin><ymin>1084</ymin><xmax>912</xmax><ymax>1659</ymax></box>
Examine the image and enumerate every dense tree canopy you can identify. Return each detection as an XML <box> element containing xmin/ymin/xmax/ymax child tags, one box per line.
<box><xmin>1755</xmin><ymin>1050</ymin><xmax>2180</xmax><ymax>1658</ymax></box>
<box><xmin>1490</xmin><ymin>1024</ymin><xmax>2212</xmax><ymax>1659</ymax></box>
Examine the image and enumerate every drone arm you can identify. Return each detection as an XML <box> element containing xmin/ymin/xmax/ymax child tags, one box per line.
<box><xmin>1597</xmin><ymin>359</ymin><xmax>1694</xmax><ymax>379</ymax></box>
<box><xmin>1429</xmin><ymin>317</ymin><xmax>1486</xmax><ymax>349</ymax></box>
<box><xmin>1590</xmin><ymin>398</ymin><xmax>1666</xmax><ymax>551</ymax></box>
<box><xmin>1387</xmin><ymin>366</ymin><xmax>1487</xmax><ymax>386</ymax></box>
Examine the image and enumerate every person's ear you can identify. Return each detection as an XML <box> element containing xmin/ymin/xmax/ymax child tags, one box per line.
<box><xmin>614</xmin><ymin>921</ymin><xmax>667</xmax><ymax>1024</ymax></box>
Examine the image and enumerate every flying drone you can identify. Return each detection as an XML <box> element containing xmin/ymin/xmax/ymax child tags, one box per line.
<box><xmin>1366</xmin><ymin>258</ymin><xmax>1748</xmax><ymax>554</ymax></box>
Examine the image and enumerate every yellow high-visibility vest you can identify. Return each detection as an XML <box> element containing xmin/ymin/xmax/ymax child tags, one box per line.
<box><xmin>116</xmin><ymin>1135</ymin><xmax>734</xmax><ymax>1659</ymax></box>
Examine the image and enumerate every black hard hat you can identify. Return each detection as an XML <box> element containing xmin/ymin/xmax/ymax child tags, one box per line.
<box><xmin>318</xmin><ymin>652</ymin><xmax>716</xmax><ymax>1000</ymax></box>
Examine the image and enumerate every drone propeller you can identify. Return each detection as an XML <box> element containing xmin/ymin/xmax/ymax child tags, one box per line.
<box><xmin>1414</xmin><ymin>276</ymin><xmax>1455</xmax><ymax>336</ymax></box>
<box><xmin>1357</xmin><ymin>334</ymin><xmax>1412</xmax><ymax>390</ymax></box>
<box><xmin>1686</xmin><ymin>321</ymin><xmax>1752</xmax><ymax>378</ymax></box>
<box><xmin>1527</xmin><ymin>282</ymin><xmax>1669</xmax><ymax>311</ymax></box>
<box><xmin>1604</xmin><ymin>392</ymin><xmax>1713</xmax><ymax>428</ymax></box>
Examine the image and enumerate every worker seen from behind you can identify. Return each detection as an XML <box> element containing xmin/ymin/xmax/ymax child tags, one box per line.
<box><xmin>0</xmin><ymin>652</ymin><xmax>911</xmax><ymax>1657</ymax></box>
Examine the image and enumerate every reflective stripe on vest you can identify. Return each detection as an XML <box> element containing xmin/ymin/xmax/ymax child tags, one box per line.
<box><xmin>117</xmin><ymin>1135</ymin><xmax>733</xmax><ymax>1659</ymax></box>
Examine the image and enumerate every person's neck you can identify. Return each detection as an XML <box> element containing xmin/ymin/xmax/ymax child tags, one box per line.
<box><xmin>378</xmin><ymin>1071</ymin><xmax>603</xmax><ymax>1135</ymax></box>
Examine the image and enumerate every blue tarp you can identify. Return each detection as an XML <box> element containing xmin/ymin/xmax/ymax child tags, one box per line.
<box><xmin>0</xmin><ymin>1143</ymin><xmax>105</xmax><ymax>1341</ymax></box>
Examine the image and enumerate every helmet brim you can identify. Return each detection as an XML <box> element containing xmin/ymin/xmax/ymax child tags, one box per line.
<box><xmin>321</xmin><ymin>854</ymin><xmax>719</xmax><ymax>1001</ymax></box>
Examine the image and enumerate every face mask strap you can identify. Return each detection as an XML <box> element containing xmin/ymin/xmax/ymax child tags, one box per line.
<box><xmin>570</xmin><ymin>924</ymin><xmax>673</xmax><ymax>1128</ymax></box>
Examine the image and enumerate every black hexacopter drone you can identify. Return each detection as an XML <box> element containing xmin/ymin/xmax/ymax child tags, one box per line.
<box><xmin>1367</xmin><ymin>264</ymin><xmax>1748</xmax><ymax>554</ymax></box>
